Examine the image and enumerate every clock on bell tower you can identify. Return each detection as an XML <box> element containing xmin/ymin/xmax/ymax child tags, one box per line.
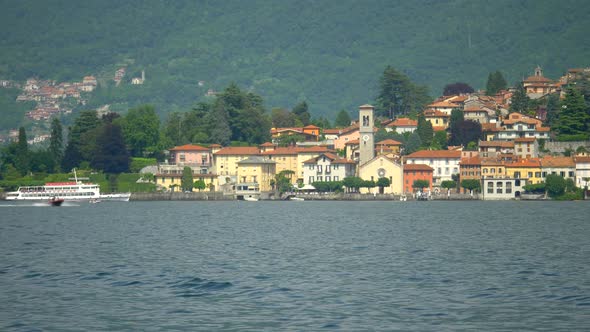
<box><xmin>358</xmin><ymin>104</ymin><xmax>375</xmax><ymax>166</ymax></box>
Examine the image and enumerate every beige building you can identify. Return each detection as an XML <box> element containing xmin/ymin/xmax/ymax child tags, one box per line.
<box><xmin>213</xmin><ymin>146</ymin><xmax>261</xmax><ymax>187</ymax></box>
<box><xmin>358</xmin><ymin>154</ymin><xmax>403</xmax><ymax>194</ymax></box>
<box><xmin>236</xmin><ymin>156</ymin><xmax>276</xmax><ymax>192</ymax></box>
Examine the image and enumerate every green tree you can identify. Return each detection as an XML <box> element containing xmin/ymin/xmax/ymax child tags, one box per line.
<box><xmin>443</xmin><ymin>82</ymin><xmax>474</xmax><ymax>96</ymax></box>
<box><xmin>545</xmin><ymin>93</ymin><xmax>560</xmax><ymax>127</ymax></box>
<box><xmin>271</xmin><ymin>108</ymin><xmax>299</xmax><ymax>128</ymax></box>
<box><xmin>555</xmin><ymin>88</ymin><xmax>590</xmax><ymax>141</ymax></box>
<box><xmin>181</xmin><ymin>166</ymin><xmax>193</xmax><ymax>192</ymax></box>
<box><xmin>292</xmin><ymin>101</ymin><xmax>311</xmax><ymax>126</ymax></box>
<box><xmin>416</xmin><ymin>114</ymin><xmax>433</xmax><ymax>147</ymax></box>
<box><xmin>275</xmin><ymin>170</ymin><xmax>295</xmax><ymax>194</ymax></box>
<box><xmin>342</xmin><ymin>176</ymin><xmax>363</xmax><ymax>193</ymax></box>
<box><xmin>334</xmin><ymin>109</ymin><xmax>352</xmax><ymax>127</ymax></box>
<box><xmin>545</xmin><ymin>174</ymin><xmax>566</xmax><ymax>197</ymax></box>
<box><xmin>91</xmin><ymin>122</ymin><xmax>130</xmax><ymax>174</ymax></box>
<box><xmin>449</xmin><ymin>108</ymin><xmax>464</xmax><ymax>128</ymax></box>
<box><xmin>48</xmin><ymin>117</ymin><xmax>64</xmax><ymax>171</ymax></box>
<box><xmin>206</xmin><ymin>99</ymin><xmax>231</xmax><ymax>145</ymax></box>
<box><xmin>376</xmin><ymin>177</ymin><xmax>391</xmax><ymax>194</ymax></box>
<box><xmin>123</xmin><ymin>104</ymin><xmax>161</xmax><ymax>156</ymax></box>
<box><xmin>486</xmin><ymin>71</ymin><xmax>508</xmax><ymax>95</ymax></box>
<box><xmin>441</xmin><ymin>180</ymin><xmax>455</xmax><ymax>189</ymax></box>
<box><xmin>460</xmin><ymin>179</ymin><xmax>481</xmax><ymax>194</ymax></box>
<box><xmin>509</xmin><ymin>82</ymin><xmax>530</xmax><ymax>114</ymax></box>
<box><xmin>14</xmin><ymin>127</ymin><xmax>30</xmax><ymax>176</ymax></box>
<box><xmin>413</xmin><ymin>179</ymin><xmax>429</xmax><ymax>191</ymax></box>
<box><xmin>193</xmin><ymin>179</ymin><xmax>207</xmax><ymax>191</ymax></box>
<box><xmin>431</xmin><ymin>130</ymin><xmax>448</xmax><ymax>150</ymax></box>
<box><xmin>404</xmin><ymin>132</ymin><xmax>422</xmax><ymax>155</ymax></box>
<box><xmin>376</xmin><ymin>65</ymin><xmax>430</xmax><ymax>118</ymax></box>
<box><xmin>163</xmin><ymin>111</ymin><xmax>184</xmax><ymax>147</ymax></box>
<box><xmin>449</xmin><ymin>120</ymin><xmax>482</xmax><ymax>147</ymax></box>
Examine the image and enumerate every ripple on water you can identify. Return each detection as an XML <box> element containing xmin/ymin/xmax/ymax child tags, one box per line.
<box><xmin>169</xmin><ymin>276</ymin><xmax>233</xmax><ymax>298</ymax></box>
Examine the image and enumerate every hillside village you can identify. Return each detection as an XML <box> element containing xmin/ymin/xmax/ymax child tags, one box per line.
<box><xmin>153</xmin><ymin>66</ymin><xmax>590</xmax><ymax>201</ymax></box>
<box><xmin>1</xmin><ymin>65</ymin><xmax>589</xmax><ymax>201</ymax></box>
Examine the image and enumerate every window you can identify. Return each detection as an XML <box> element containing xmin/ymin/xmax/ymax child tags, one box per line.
<box><xmin>514</xmin><ymin>172</ymin><xmax>521</xmax><ymax>178</ymax></box>
<box><xmin>326</xmin><ymin>165</ymin><xmax>331</xmax><ymax>174</ymax></box>
<box><xmin>445</xmin><ymin>167</ymin><xmax>449</xmax><ymax>175</ymax></box>
<box><xmin>445</xmin><ymin>159</ymin><xmax>449</xmax><ymax>165</ymax></box>
<box><xmin>318</xmin><ymin>165</ymin><xmax>323</xmax><ymax>173</ymax></box>
<box><xmin>542</xmin><ymin>171</ymin><xmax>547</xmax><ymax>177</ymax></box>
<box><xmin>317</xmin><ymin>176</ymin><xmax>322</xmax><ymax>181</ymax></box>
<box><xmin>309</xmin><ymin>165</ymin><xmax>314</xmax><ymax>170</ymax></box>
<box><xmin>535</xmin><ymin>172</ymin><xmax>541</xmax><ymax>178</ymax></box>
<box><xmin>326</xmin><ymin>176</ymin><xmax>331</xmax><ymax>182</ymax></box>
<box><xmin>437</xmin><ymin>168</ymin><xmax>442</xmax><ymax>175</ymax></box>
<box><xmin>497</xmin><ymin>188</ymin><xmax>503</xmax><ymax>194</ymax></box>
<box><xmin>491</xmin><ymin>168</ymin><xmax>496</xmax><ymax>174</ymax></box>
<box><xmin>334</xmin><ymin>176</ymin><xmax>339</xmax><ymax>181</ymax></box>
<box><xmin>483</xmin><ymin>168</ymin><xmax>488</xmax><ymax>174</ymax></box>
<box><xmin>528</xmin><ymin>172</ymin><xmax>533</xmax><ymax>178</ymax></box>
<box><xmin>499</xmin><ymin>168</ymin><xmax>502</xmax><ymax>173</ymax></box>
<box><xmin>569</xmin><ymin>171</ymin><xmax>575</xmax><ymax>177</ymax></box>
<box><xmin>496</xmin><ymin>182</ymin><xmax>503</xmax><ymax>187</ymax></box>
<box><xmin>309</xmin><ymin>176</ymin><xmax>314</xmax><ymax>183</ymax></box>
<box><xmin>560</xmin><ymin>171</ymin><xmax>565</xmax><ymax>177</ymax></box>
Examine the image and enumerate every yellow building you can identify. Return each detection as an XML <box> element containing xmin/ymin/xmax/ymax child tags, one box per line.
<box><xmin>481</xmin><ymin>159</ymin><xmax>507</xmax><ymax>179</ymax></box>
<box><xmin>505</xmin><ymin>159</ymin><xmax>543</xmax><ymax>184</ymax></box>
<box><xmin>358</xmin><ymin>154</ymin><xmax>403</xmax><ymax>194</ymax></box>
<box><xmin>212</xmin><ymin>146</ymin><xmax>260</xmax><ymax>176</ymax></box>
<box><xmin>261</xmin><ymin>146</ymin><xmax>300</xmax><ymax>184</ymax></box>
<box><xmin>155</xmin><ymin>173</ymin><xmax>217</xmax><ymax>192</ymax></box>
<box><xmin>236</xmin><ymin>156</ymin><xmax>276</xmax><ymax>192</ymax></box>
<box><xmin>423</xmin><ymin>109</ymin><xmax>450</xmax><ymax>129</ymax></box>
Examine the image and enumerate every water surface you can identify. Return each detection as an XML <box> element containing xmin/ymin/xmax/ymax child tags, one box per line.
<box><xmin>1</xmin><ymin>201</ymin><xmax>589</xmax><ymax>331</ymax></box>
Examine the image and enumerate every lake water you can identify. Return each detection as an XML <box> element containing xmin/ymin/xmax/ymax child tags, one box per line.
<box><xmin>1</xmin><ymin>200</ymin><xmax>589</xmax><ymax>331</ymax></box>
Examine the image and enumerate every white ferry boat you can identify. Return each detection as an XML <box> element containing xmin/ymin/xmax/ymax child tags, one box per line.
<box><xmin>5</xmin><ymin>181</ymin><xmax>101</xmax><ymax>201</ymax></box>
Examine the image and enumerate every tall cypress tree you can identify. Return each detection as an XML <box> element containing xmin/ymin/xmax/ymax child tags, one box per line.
<box><xmin>91</xmin><ymin>122</ymin><xmax>130</xmax><ymax>174</ymax></box>
<box><xmin>15</xmin><ymin>127</ymin><xmax>30</xmax><ymax>176</ymax></box>
<box><xmin>48</xmin><ymin>117</ymin><xmax>64</xmax><ymax>171</ymax></box>
<box><xmin>416</xmin><ymin>114</ymin><xmax>433</xmax><ymax>147</ymax></box>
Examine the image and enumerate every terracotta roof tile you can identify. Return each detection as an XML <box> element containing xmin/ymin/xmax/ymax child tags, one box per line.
<box><xmin>406</xmin><ymin>150</ymin><xmax>461</xmax><ymax>159</ymax></box>
<box><xmin>507</xmin><ymin>158</ymin><xmax>541</xmax><ymax>168</ymax></box>
<box><xmin>479</xmin><ymin>141</ymin><xmax>514</xmax><ymax>148</ymax></box>
<box><xmin>540</xmin><ymin>156</ymin><xmax>575</xmax><ymax>167</ymax></box>
<box><xmin>169</xmin><ymin>144</ymin><xmax>209</xmax><ymax>152</ymax></box>
<box><xmin>403</xmin><ymin>163</ymin><xmax>434</xmax><ymax>171</ymax></box>
<box><xmin>514</xmin><ymin>137</ymin><xmax>536</xmax><ymax>143</ymax></box>
<box><xmin>213</xmin><ymin>146</ymin><xmax>260</xmax><ymax>155</ymax></box>
<box><xmin>376</xmin><ymin>139</ymin><xmax>402</xmax><ymax>146</ymax></box>
<box><xmin>386</xmin><ymin>118</ymin><xmax>417</xmax><ymax>127</ymax></box>
<box><xmin>574</xmin><ymin>156</ymin><xmax>590</xmax><ymax>163</ymax></box>
<box><xmin>423</xmin><ymin>109</ymin><xmax>450</xmax><ymax>117</ymax></box>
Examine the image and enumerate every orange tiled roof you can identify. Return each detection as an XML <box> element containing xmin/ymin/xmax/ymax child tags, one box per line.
<box><xmin>406</xmin><ymin>150</ymin><xmax>461</xmax><ymax>159</ymax></box>
<box><xmin>507</xmin><ymin>158</ymin><xmax>541</xmax><ymax>168</ymax></box>
<box><xmin>376</xmin><ymin>139</ymin><xmax>402</xmax><ymax>146</ymax></box>
<box><xmin>574</xmin><ymin>156</ymin><xmax>590</xmax><ymax>163</ymax></box>
<box><xmin>169</xmin><ymin>144</ymin><xmax>209</xmax><ymax>152</ymax></box>
<box><xmin>386</xmin><ymin>118</ymin><xmax>417</xmax><ymax>127</ymax></box>
<box><xmin>323</xmin><ymin>124</ymin><xmax>359</xmax><ymax>135</ymax></box>
<box><xmin>514</xmin><ymin>137</ymin><xmax>536</xmax><ymax>143</ymax></box>
<box><xmin>423</xmin><ymin>109</ymin><xmax>450</xmax><ymax>117</ymax></box>
<box><xmin>524</xmin><ymin>75</ymin><xmax>552</xmax><ymax>83</ymax></box>
<box><xmin>479</xmin><ymin>141</ymin><xmax>514</xmax><ymax>148</ymax></box>
<box><xmin>297</xmin><ymin>146</ymin><xmax>332</xmax><ymax>153</ymax></box>
<box><xmin>482</xmin><ymin>123</ymin><xmax>501</xmax><ymax>132</ymax></box>
<box><xmin>428</xmin><ymin>101</ymin><xmax>459</xmax><ymax>108</ymax></box>
<box><xmin>541</xmin><ymin>156</ymin><xmax>575</xmax><ymax>168</ymax></box>
<box><xmin>260</xmin><ymin>147</ymin><xmax>298</xmax><ymax>155</ymax></box>
<box><xmin>259</xmin><ymin>142</ymin><xmax>275</xmax><ymax>147</ymax></box>
<box><xmin>303</xmin><ymin>152</ymin><xmax>355</xmax><ymax>164</ymax></box>
<box><xmin>345</xmin><ymin>139</ymin><xmax>360</xmax><ymax>145</ymax></box>
<box><xmin>403</xmin><ymin>164</ymin><xmax>434</xmax><ymax>171</ymax></box>
<box><xmin>460</xmin><ymin>156</ymin><xmax>482</xmax><ymax>165</ymax></box>
<box><xmin>213</xmin><ymin>146</ymin><xmax>260</xmax><ymax>155</ymax></box>
<box><xmin>432</xmin><ymin>126</ymin><xmax>447</xmax><ymax>132</ymax></box>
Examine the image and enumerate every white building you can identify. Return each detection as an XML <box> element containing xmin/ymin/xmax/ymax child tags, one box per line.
<box><xmin>302</xmin><ymin>152</ymin><xmax>356</xmax><ymax>184</ymax></box>
<box><xmin>481</xmin><ymin>178</ymin><xmax>527</xmax><ymax>200</ymax></box>
<box><xmin>404</xmin><ymin>150</ymin><xmax>461</xmax><ymax>186</ymax></box>
<box><xmin>574</xmin><ymin>156</ymin><xmax>590</xmax><ymax>188</ymax></box>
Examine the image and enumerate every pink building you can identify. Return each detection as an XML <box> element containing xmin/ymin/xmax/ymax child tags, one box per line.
<box><xmin>168</xmin><ymin>144</ymin><xmax>211</xmax><ymax>166</ymax></box>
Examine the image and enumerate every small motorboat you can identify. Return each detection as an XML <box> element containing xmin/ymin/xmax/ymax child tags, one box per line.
<box><xmin>49</xmin><ymin>197</ymin><xmax>64</xmax><ymax>206</ymax></box>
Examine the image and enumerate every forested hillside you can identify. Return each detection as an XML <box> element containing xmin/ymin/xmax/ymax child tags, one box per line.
<box><xmin>1</xmin><ymin>0</ymin><xmax>589</xmax><ymax>122</ymax></box>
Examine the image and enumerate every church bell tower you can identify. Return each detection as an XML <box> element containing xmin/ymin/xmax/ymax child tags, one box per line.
<box><xmin>358</xmin><ymin>104</ymin><xmax>375</xmax><ymax>166</ymax></box>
